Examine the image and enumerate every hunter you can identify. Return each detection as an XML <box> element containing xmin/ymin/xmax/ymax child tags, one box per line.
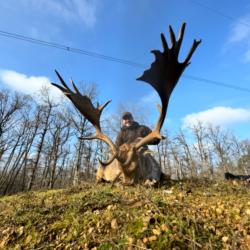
<box><xmin>115</xmin><ymin>112</ymin><xmax>161</xmax><ymax>180</ymax></box>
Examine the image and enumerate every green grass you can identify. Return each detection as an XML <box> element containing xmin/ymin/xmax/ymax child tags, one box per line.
<box><xmin>0</xmin><ymin>180</ymin><xmax>249</xmax><ymax>249</ymax></box>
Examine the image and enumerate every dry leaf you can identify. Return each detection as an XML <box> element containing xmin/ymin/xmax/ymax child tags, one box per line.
<box><xmin>222</xmin><ymin>236</ymin><xmax>229</xmax><ymax>243</ymax></box>
<box><xmin>129</xmin><ymin>200</ymin><xmax>145</xmax><ymax>208</ymax></box>
<box><xmin>245</xmin><ymin>209</ymin><xmax>250</xmax><ymax>216</ymax></box>
<box><xmin>88</xmin><ymin>227</ymin><xmax>94</xmax><ymax>234</ymax></box>
<box><xmin>152</xmin><ymin>228</ymin><xmax>161</xmax><ymax>236</ymax></box>
<box><xmin>163</xmin><ymin>189</ymin><xmax>173</xmax><ymax>194</ymax></box>
<box><xmin>111</xmin><ymin>219</ymin><xmax>118</xmax><ymax>229</ymax></box>
<box><xmin>127</xmin><ymin>237</ymin><xmax>134</xmax><ymax>244</ymax></box>
<box><xmin>161</xmin><ymin>224</ymin><xmax>168</xmax><ymax>232</ymax></box>
<box><xmin>25</xmin><ymin>235</ymin><xmax>32</xmax><ymax>244</ymax></box>
<box><xmin>18</xmin><ymin>226</ymin><xmax>24</xmax><ymax>236</ymax></box>
<box><xmin>148</xmin><ymin>235</ymin><xmax>157</xmax><ymax>241</ymax></box>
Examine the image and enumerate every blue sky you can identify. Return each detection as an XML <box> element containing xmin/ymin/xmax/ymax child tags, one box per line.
<box><xmin>0</xmin><ymin>0</ymin><xmax>250</xmax><ymax>139</ymax></box>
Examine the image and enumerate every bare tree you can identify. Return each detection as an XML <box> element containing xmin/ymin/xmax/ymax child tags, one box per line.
<box><xmin>175</xmin><ymin>130</ymin><xmax>198</xmax><ymax>177</ymax></box>
<box><xmin>0</xmin><ymin>90</ymin><xmax>28</xmax><ymax>162</ymax></box>
<box><xmin>27</xmin><ymin>92</ymin><xmax>57</xmax><ymax>190</ymax></box>
<box><xmin>189</xmin><ymin>123</ymin><xmax>214</xmax><ymax>177</ymax></box>
<box><xmin>1</xmin><ymin>116</ymin><xmax>32</xmax><ymax>194</ymax></box>
<box><xmin>207</xmin><ymin>125</ymin><xmax>234</xmax><ymax>175</ymax></box>
<box><xmin>156</xmin><ymin>130</ymin><xmax>172</xmax><ymax>176</ymax></box>
<box><xmin>170</xmin><ymin>142</ymin><xmax>185</xmax><ymax>180</ymax></box>
<box><xmin>235</xmin><ymin>139</ymin><xmax>250</xmax><ymax>174</ymax></box>
<box><xmin>46</xmin><ymin>112</ymin><xmax>71</xmax><ymax>188</ymax></box>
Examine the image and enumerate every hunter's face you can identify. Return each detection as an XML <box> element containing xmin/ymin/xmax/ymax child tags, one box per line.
<box><xmin>122</xmin><ymin>117</ymin><xmax>133</xmax><ymax>127</ymax></box>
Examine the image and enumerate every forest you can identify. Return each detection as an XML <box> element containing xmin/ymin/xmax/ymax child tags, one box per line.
<box><xmin>1</xmin><ymin>86</ymin><xmax>249</xmax><ymax>195</ymax></box>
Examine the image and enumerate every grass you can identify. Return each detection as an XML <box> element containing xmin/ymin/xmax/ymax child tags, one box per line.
<box><xmin>0</xmin><ymin>179</ymin><xmax>250</xmax><ymax>249</ymax></box>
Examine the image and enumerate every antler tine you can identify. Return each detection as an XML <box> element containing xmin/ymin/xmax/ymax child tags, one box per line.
<box><xmin>51</xmin><ymin>82</ymin><xmax>69</xmax><ymax>95</ymax></box>
<box><xmin>55</xmin><ymin>70</ymin><xmax>73</xmax><ymax>93</ymax></box>
<box><xmin>98</xmin><ymin>152</ymin><xmax>118</xmax><ymax>166</ymax></box>
<box><xmin>169</xmin><ymin>25</ymin><xmax>176</xmax><ymax>48</ymax></box>
<box><xmin>161</xmin><ymin>33</ymin><xmax>169</xmax><ymax>52</ymax></box>
<box><xmin>135</xmin><ymin>22</ymin><xmax>201</xmax><ymax>149</ymax></box>
<box><xmin>98</xmin><ymin>100</ymin><xmax>111</xmax><ymax>114</ymax></box>
<box><xmin>177</xmin><ymin>22</ymin><xmax>186</xmax><ymax>44</ymax></box>
<box><xmin>70</xmin><ymin>78</ymin><xmax>81</xmax><ymax>95</ymax></box>
<box><xmin>52</xmin><ymin>70</ymin><xmax>74</xmax><ymax>100</ymax></box>
<box><xmin>184</xmin><ymin>39</ymin><xmax>202</xmax><ymax>65</ymax></box>
<box><xmin>176</xmin><ymin>22</ymin><xmax>186</xmax><ymax>54</ymax></box>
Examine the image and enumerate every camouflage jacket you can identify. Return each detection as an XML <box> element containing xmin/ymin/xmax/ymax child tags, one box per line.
<box><xmin>115</xmin><ymin>121</ymin><xmax>159</xmax><ymax>147</ymax></box>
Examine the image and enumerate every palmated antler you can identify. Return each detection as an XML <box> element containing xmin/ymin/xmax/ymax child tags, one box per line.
<box><xmin>51</xmin><ymin>23</ymin><xmax>200</xmax><ymax>170</ymax></box>
<box><xmin>52</xmin><ymin>70</ymin><xmax>118</xmax><ymax>163</ymax></box>
<box><xmin>135</xmin><ymin>22</ymin><xmax>201</xmax><ymax>149</ymax></box>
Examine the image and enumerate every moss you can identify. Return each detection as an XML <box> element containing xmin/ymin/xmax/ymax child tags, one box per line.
<box><xmin>126</xmin><ymin>218</ymin><xmax>145</xmax><ymax>237</ymax></box>
<box><xmin>98</xmin><ymin>242</ymin><xmax>117</xmax><ymax>250</ymax></box>
<box><xmin>0</xmin><ymin>181</ymin><xmax>250</xmax><ymax>249</ymax></box>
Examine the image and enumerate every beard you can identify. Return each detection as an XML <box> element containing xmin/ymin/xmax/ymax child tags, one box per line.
<box><xmin>123</xmin><ymin>120</ymin><xmax>133</xmax><ymax>127</ymax></box>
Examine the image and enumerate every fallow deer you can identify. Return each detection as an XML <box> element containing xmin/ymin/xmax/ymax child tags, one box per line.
<box><xmin>52</xmin><ymin>23</ymin><xmax>201</xmax><ymax>185</ymax></box>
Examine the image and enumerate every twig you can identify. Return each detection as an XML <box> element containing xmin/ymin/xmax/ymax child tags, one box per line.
<box><xmin>183</xmin><ymin>235</ymin><xmax>202</xmax><ymax>248</ymax></box>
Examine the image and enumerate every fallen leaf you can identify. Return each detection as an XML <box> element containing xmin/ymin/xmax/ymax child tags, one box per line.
<box><xmin>222</xmin><ymin>236</ymin><xmax>229</xmax><ymax>243</ymax></box>
<box><xmin>18</xmin><ymin>226</ymin><xmax>24</xmax><ymax>236</ymax></box>
<box><xmin>128</xmin><ymin>200</ymin><xmax>145</xmax><ymax>208</ymax></box>
<box><xmin>25</xmin><ymin>235</ymin><xmax>32</xmax><ymax>244</ymax></box>
<box><xmin>88</xmin><ymin>227</ymin><xmax>94</xmax><ymax>234</ymax></box>
<box><xmin>111</xmin><ymin>219</ymin><xmax>118</xmax><ymax>229</ymax></box>
<box><xmin>148</xmin><ymin>235</ymin><xmax>157</xmax><ymax>241</ymax></box>
<box><xmin>152</xmin><ymin>228</ymin><xmax>161</xmax><ymax>236</ymax></box>
<box><xmin>245</xmin><ymin>209</ymin><xmax>250</xmax><ymax>216</ymax></box>
<box><xmin>127</xmin><ymin>237</ymin><xmax>134</xmax><ymax>244</ymax></box>
<box><xmin>163</xmin><ymin>189</ymin><xmax>173</xmax><ymax>194</ymax></box>
<box><xmin>161</xmin><ymin>224</ymin><xmax>168</xmax><ymax>232</ymax></box>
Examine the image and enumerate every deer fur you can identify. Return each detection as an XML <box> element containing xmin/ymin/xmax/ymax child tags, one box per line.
<box><xmin>96</xmin><ymin>143</ymin><xmax>162</xmax><ymax>185</ymax></box>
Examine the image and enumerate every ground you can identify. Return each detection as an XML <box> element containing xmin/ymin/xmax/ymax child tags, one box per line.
<box><xmin>0</xmin><ymin>179</ymin><xmax>250</xmax><ymax>249</ymax></box>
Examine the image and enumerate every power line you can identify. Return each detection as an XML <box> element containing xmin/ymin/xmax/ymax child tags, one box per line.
<box><xmin>0</xmin><ymin>29</ymin><xmax>250</xmax><ymax>93</ymax></box>
<box><xmin>0</xmin><ymin>30</ymin><xmax>145</xmax><ymax>68</ymax></box>
<box><xmin>184</xmin><ymin>74</ymin><xmax>250</xmax><ymax>93</ymax></box>
<box><xmin>188</xmin><ymin>0</ymin><xmax>250</xmax><ymax>28</ymax></box>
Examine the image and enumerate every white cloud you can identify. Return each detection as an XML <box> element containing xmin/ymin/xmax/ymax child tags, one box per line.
<box><xmin>0</xmin><ymin>69</ymin><xmax>63</xmax><ymax>102</ymax></box>
<box><xmin>228</xmin><ymin>16</ymin><xmax>250</xmax><ymax>43</ymax></box>
<box><xmin>30</xmin><ymin>0</ymin><xmax>98</xmax><ymax>28</ymax></box>
<box><xmin>139</xmin><ymin>91</ymin><xmax>173</xmax><ymax>129</ymax></box>
<box><xmin>243</xmin><ymin>48</ymin><xmax>250</xmax><ymax>62</ymax></box>
<box><xmin>227</xmin><ymin>14</ymin><xmax>250</xmax><ymax>62</ymax></box>
<box><xmin>141</xmin><ymin>91</ymin><xmax>159</xmax><ymax>104</ymax></box>
<box><xmin>182</xmin><ymin>106</ymin><xmax>250</xmax><ymax>129</ymax></box>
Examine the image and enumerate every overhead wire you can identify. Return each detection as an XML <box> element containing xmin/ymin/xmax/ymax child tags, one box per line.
<box><xmin>188</xmin><ymin>0</ymin><xmax>250</xmax><ymax>28</ymax></box>
<box><xmin>0</xmin><ymin>27</ymin><xmax>249</xmax><ymax>93</ymax></box>
<box><xmin>0</xmin><ymin>30</ymin><xmax>145</xmax><ymax>68</ymax></box>
<box><xmin>184</xmin><ymin>74</ymin><xmax>250</xmax><ymax>93</ymax></box>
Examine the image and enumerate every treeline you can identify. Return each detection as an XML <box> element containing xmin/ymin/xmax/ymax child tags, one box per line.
<box><xmin>157</xmin><ymin>124</ymin><xmax>250</xmax><ymax>179</ymax></box>
<box><xmin>0</xmin><ymin>87</ymin><xmax>249</xmax><ymax>195</ymax></box>
<box><xmin>0</xmin><ymin>86</ymin><xmax>109</xmax><ymax>195</ymax></box>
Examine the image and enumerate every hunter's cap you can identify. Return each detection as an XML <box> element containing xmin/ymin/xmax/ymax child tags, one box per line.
<box><xmin>122</xmin><ymin>112</ymin><xmax>134</xmax><ymax>120</ymax></box>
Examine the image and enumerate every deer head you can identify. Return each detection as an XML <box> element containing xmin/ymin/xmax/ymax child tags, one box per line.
<box><xmin>52</xmin><ymin>23</ymin><xmax>201</xmax><ymax>184</ymax></box>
